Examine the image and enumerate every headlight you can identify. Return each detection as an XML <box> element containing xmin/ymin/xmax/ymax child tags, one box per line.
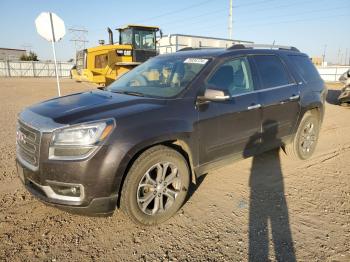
<box><xmin>49</xmin><ymin>119</ymin><xmax>115</xmax><ymax>160</ymax></box>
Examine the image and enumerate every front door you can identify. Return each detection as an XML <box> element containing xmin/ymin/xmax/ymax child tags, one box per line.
<box><xmin>197</xmin><ymin>56</ymin><xmax>262</xmax><ymax>166</ymax></box>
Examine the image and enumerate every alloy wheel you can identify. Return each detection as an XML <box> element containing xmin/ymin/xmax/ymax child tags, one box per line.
<box><xmin>137</xmin><ymin>162</ymin><xmax>181</xmax><ymax>216</ymax></box>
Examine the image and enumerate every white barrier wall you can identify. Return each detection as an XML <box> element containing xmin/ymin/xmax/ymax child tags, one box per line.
<box><xmin>0</xmin><ymin>59</ymin><xmax>348</xmax><ymax>82</ymax></box>
<box><xmin>0</xmin><ymin>60</ymin><xmax>74</xmax><ymax>78</ymax></box>
<box><xmin>317</xmin><ymin>66</ymin><xmax>350</xmax><ymax>82</ymax></box>
<box><xmin>158</xmin><ymin>34</ymin><xmax>253</xmax><ymax>54</ymax></box>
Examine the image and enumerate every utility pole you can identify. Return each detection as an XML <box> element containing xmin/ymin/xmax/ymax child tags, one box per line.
<box><xmin>69</xmin><ymin>27</ymin><xmax>88</xmax><ymax>56</ymax></box>
<box><xmin>337</xmin><ymin>48</ymin><xmax>341</xmax><ymax>65</ymax></box>
<box><xmin>344</xmin><ymin>48</ymin><xmax>348</xmax><ymax>65</ymax></box>
<box><xmin>228</xmin><ymin>0</ymin><xmax>233</xmax><ymax>39</ymax></box>
<box><xmin>322</xmin><ymin>44</ymin><xmax>327</xmax><ymax>66</ymax></box>
<box><xmin>340</xmin><ymin>52</ymin><xmax>343</xmax><ymax>65</ymax></box>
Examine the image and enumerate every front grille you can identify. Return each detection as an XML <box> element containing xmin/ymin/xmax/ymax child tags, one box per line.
<box><xmin>16</xmin><ymin>120</ymin><xmax>41</xmax><ymax>168</ymax></box>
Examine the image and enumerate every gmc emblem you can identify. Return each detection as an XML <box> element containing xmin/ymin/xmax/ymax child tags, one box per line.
<box><xmin>16</xmin><ymin>130</ymin><xmax>26</xmax><ymax>144</ymax></box>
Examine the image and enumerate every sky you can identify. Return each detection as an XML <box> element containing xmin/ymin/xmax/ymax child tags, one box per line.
<box><xmin>0</xmin><ymin>0</ymin><xmax>349</xmax><ymax>64</ymax></box>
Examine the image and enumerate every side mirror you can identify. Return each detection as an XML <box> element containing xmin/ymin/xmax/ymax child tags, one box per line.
<box><xmin>198</xmin><ymin>88</ymin><xmax>230</xmax><ymax>102</ymax></box>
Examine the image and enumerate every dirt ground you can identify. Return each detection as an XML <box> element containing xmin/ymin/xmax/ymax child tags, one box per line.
<box><xmin>0</xmin><ymin>78</ymin><xmax>349</xmax><ymax>262</ymax></box>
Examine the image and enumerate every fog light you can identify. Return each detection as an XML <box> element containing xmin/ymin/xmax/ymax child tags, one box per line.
<box><xmin>49</xmin><ymin>183</ymin><xmax>81</xmax><ymax>197</ymax></box>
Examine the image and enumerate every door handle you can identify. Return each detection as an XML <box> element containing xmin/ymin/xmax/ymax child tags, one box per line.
<box><xmin>247</xmin><ymin>104</ymin><xmax>261</xmax><ymax>110</ymax></box>
<box><xmin>289</xmin><ymin>95</ymin><xmax>300</xmax><ymax>101</ymax></box>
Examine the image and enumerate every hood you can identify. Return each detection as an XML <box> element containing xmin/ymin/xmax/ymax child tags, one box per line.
<box><xmin>26</xmin><ymin>90</ymin><xmax>165</xmax><ymax>124</ymax></box>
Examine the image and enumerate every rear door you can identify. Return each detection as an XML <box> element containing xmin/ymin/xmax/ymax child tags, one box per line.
<box><xmin>251</xmin><ymin>54</ymin><xmax>301</xmax><ymax>148</ymax></box>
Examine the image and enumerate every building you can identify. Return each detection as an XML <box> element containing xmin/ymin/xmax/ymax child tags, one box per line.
<box><xmin>0</xmin><ymin>48</ymin><xmax>26</xmax><ymax>61</ymax></box>
<box><xmin>157</xmin><ymin>34</ymin><xmax>253</xmax><ymax>54</ymax></box>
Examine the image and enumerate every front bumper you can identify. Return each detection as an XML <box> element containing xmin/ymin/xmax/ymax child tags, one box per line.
<box><xmin>17</xmin><ymin>159</ymin><xmax>118</xmax><ymax>216</ymax></box>
<box><xmin>15</xmin><ymin>109</ymin><xmax>133</xmax><ymax>216</ymax></box>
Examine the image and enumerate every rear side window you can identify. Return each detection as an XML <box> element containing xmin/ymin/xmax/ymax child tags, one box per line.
<box><xmin>253</xmin><ymin>55</ymin><xmax>291</xmax><ymax>89</ymax></box>
<box><xmin>288</xmin><ymin>55</ymin><xmax>321</xmax><ymax>83</ymax></box>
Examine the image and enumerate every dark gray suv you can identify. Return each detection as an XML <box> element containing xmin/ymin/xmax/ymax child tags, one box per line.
<box><xmin>16</xmin><ymin>44</ymin><xmax>327</xmax><ymax>225</ymax></box>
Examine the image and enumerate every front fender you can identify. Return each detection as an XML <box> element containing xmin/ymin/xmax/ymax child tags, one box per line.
<box><xmin>108</xmin><ymin>118</ymin><xmax>196</xmax><ymax>198</ymax></box>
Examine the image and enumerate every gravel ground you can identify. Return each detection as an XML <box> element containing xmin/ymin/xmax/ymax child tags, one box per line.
<box><xmin>0</xmin><ymin>78</ymin><xmax>349</xmax><ymax>261</ymax></box>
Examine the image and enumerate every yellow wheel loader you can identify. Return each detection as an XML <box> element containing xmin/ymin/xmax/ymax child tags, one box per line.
<box><xmin>71</xmin><ymin>25</ymin><xmax>160</xmax><ymax>86</ymax></box>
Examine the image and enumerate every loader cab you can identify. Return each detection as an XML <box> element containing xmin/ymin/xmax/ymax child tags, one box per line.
<box><xmin>118</xmin><ymin>25</ymin><xmax>159</xmax><ymax>63</ymax></box>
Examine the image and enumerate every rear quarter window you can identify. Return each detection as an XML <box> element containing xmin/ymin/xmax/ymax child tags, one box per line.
<box><xmin>288</xmin><ymin>55</ymin><xmax>321</xmax><ymax>83</ymax></box>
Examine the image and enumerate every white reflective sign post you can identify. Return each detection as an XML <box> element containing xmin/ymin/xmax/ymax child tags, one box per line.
<box><xmin>35</xmin><ymin>12</ymin><xmax>66</xmax><ymax>96</ymax></box>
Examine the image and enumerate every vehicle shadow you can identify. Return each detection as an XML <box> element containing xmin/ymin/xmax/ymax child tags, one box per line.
<box><xmin>185</xmin><ymin>174</ymin><xmax>207</xmax><ymax>203</ymax></box>
<box><xmin>244</xmin><ymin>120</ymin><xmax>296</xmax><ymax>262</ymax></box>
<box><xmin>326</xmin><ymin>88</ymin><xmax>341</xmax><ymax>105</ymax></box>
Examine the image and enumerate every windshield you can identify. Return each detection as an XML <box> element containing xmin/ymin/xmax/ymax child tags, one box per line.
<box><xmin>107</xmin><ymin>56</ymin><xmax>209</xmax><ymax>98</ymax></box>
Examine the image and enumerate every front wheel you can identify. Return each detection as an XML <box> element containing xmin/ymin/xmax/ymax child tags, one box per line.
<box><xmin>284</xmin><ymin>111</ymin><xmax>320</xmax><ymax>160</ymax></box>
<box><xmin>120</xmin><ymin>145</ymin><xmax>190</xmax><ymax>225</ymax></box>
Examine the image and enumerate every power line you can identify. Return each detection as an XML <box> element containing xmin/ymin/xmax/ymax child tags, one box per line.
<box><xmin>234</xmin><ymin>0</ymin><xmax>277</xmax><ymax>8</ymax></box>
<box><xmin>134</xmin><ymin>0</ymin><xmax>214</xmax><ymax>24</ymax></box>
<box><xmin>160</xmin><ymin>8</ymin><xmax>226</xmax><ymax>27</ymax></box>
<box><xmin>240</xmin><ymin>0</ymin><xmax>324</xmax><ymax>13</ymax></box>
<box><xmin>161</xmin><ymin>0</ymin><xmax>345</xmax><ymax>34</ymax></box>
<box><xmin>238</xmin><ymin>13</ymin><xmax>349</xmax><ymax>29</ymax></box>
<box><xmin>180</xmin><ymin>12</ymin><xmax>349</xmax><ymax>35</ymax></box>
<box><xmin>235</xmin><ymin>5</ymin><xmax>348</xmax><ymax>25</ymax></box>
<box><xmin>21</xmin><ymin>43</ymin><xmax>32</xmax><ymax>53</ymax></box>
<box><xmin>135</xmin><ymin>0</ymin><xmax>277</xmax><ymax>25</ymax></box>
<box><xmin>166</xmin><ymin>5</ymin><xmax>348</xmax><ymax>34</ymax></box>
<box><xmin>69</xmin><ymin>27</ymin><xmax>88</xmax><ymax>54</ymax></box>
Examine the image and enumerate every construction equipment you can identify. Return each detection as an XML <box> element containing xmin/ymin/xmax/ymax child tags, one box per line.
<box><xmin>71</xmin><ymin>25</ymin><xmax>160</xmax><ymax>86</ymax></box>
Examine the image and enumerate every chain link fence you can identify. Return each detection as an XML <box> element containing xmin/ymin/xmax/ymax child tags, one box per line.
<box><xmin>0</xmin><ymin>60</ymin><xmax>74</xmax><ymax>78</ymax></box>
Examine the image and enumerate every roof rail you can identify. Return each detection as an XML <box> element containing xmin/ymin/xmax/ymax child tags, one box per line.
<box><xmin>228</xmin><ymin>44</ymin><xmax>300</xmax><ymax>52</ymax></box>
<box><xmin>177</xmin><ymin>47</ymin><xmax>199</xmax><ymax>52</ymax></box>
<box><xmin>177</xmin><ymin>47</ymin><xmax>221</xmax><ymax>52</ymax></box>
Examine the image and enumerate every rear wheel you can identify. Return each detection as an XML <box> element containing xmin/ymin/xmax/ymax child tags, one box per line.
<box><xmin>120</xmin><ymin>145</ymin><xmax>190</xmax><ymax>225</ymax></box>
<box><xmin>284</xmin><ymin>111</ymin><xmax>320</xmax><ymax>160</ymax></box>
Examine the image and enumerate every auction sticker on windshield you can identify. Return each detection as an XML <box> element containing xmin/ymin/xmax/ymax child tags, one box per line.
<box><xmin>184</xmin><ymin>58</ymin><xmax>209</xmax><ymax>64</ymax></box>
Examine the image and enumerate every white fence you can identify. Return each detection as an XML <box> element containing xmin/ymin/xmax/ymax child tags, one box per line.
<box><xmin>317</xmin><ymin>66</ymin><xmax>350</xmax><ymax>82</ymax></box>
<box><xmin>0</xmin><ymin>60</ymin><xmax>74</xmax><ymax>78</ymax></box>
<box><xmin>0</xmin><ymin>60</ymin><xmax>348</xmax><ymax>82</ymax></box>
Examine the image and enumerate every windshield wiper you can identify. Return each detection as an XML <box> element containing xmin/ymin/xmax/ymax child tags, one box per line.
<box><xmin>111</xmin><ymin>90</ymin><xmax>145</xmax><ymax>97</ymax></box>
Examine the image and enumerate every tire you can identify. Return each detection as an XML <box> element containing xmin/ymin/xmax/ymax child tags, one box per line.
<box><xmin>120</xmin><ymin>145</ymin><xmax>190</xmax><ymax>226</ymax></box>
<box><xmin>284</xmin><ymin>111</ymin><xmax>320</xmax><ymax>160</ymax></box>
<box><xmin>340</xmin><ymin>102</ymin><xmax>350</xmax><ymax>107</ymax></box>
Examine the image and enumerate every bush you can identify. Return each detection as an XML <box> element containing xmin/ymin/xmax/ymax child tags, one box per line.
<box><xmin>20</xmin><ymin>51</ymin><xmax>39</xmax><ymax>61</ymax></box>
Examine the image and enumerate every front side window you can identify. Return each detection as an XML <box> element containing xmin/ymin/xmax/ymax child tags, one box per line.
<box><xmin>208</xmin><ymin>57</ymin><xmax>254</xmax><ymax>96</ymax></box>
<box><xmin>95</xmin><ymin>54</ymin><xmax>108</xmax><ymax>68</ymax></box>
<box><xmin>253</xmin><ymin>55</ymin><xmax>291</xmax><ymax>89</ymax></box>
<box><xmin>134</xmin><ymin>30</ymin><xmax>156</xmax><ymax>50</ymax></box>
<box><xmin>107</xmin><ymin>56</ymin><xmax>209</xmax><ymax>98</ymax></box>
<box><xmin>120</xmin><ymin>29</ymin><xmax>132</xmax><ymax>45</ymax></box>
